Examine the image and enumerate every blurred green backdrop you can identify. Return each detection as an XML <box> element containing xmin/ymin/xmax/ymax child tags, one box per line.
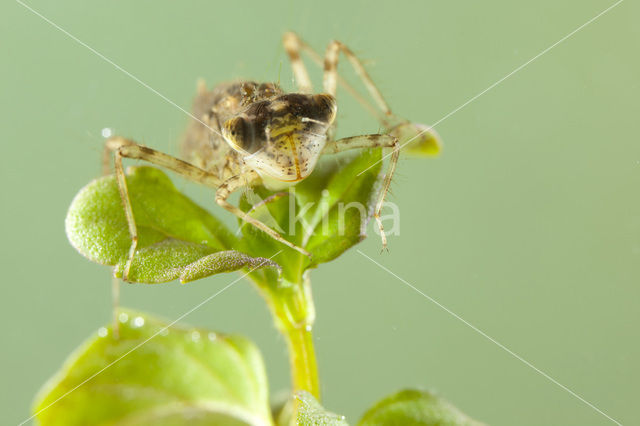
<box><xmin>2</xmin><ymin>1</ymin><xmax>638</xmax><ymax>425</ymax></box>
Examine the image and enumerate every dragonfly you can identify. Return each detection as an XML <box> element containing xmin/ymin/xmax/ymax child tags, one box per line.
<box><xmin>104</xmin><ymin>32</ymin><xmax>440</xmax><ymax>281</ymax></box>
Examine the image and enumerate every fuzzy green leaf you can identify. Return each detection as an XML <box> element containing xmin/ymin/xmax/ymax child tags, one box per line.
<box><xmin>358</xmin><ymin>389</ymin><xmax>484</xmax><ymax>426</ymax></box>
<box><xmin>276</xmin><ymin>391</ymin><xmax>348</xmax><ymax>426</ymax></box>
<box><xmin>33</xmin><ymin>309</ymin><xmax>273</xmax><ymax>426</ymax></box>
<box><xmin>299</xmin><ymin>149</ymin><xmax>383</xmax><ymax>264</ymax></box>
<box><xmin>110</xmin><ymin>241</ymin><xmax>280</xmax><ymax>284</ymax></box>
<box><xmin>179</xmin><ymin>250</ymin><xmax>281</xmax><ymax>283</ymax></box>
<box><xmin>66</xmin><ymin>166</ymin><xmax>237</xmax><ymax>261</ymax></box>
<box><xmin>237</xmin><ymin>186</ymin><xmax>306</xmax><ymax>283</ymax></box>
<box><xmin>295</xmin><ymin>391</ymin><xmax>348</xmax><ymax>426</ymax></box>
<box><xmin>65</xmin><ymin>166</ymin><xmax>281</xmax><ymax>283</ymax></box>
<box><xmin>237</xmin><ymin>149</ymin><xmax>384</xmax><ymax>281</ymax></box>
<box><xmin>390</xmin><ymin>122</ymin><xmax>441</xmax><ymax>157</ymax></box>
<box><xmin>67</xmin><ymin>148</ymin><xmax>384</xmax><ymax>285</ymax></box>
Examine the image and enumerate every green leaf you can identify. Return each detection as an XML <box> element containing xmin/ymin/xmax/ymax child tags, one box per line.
<box><xmin>295</xmin><ymin>391</ymin><xmax>348</xmax><ymax>426</ymax></box>
<box><xmin>179</xmin><ymin>250</ymin><xmax>281</xmax><ymax>283</ymax></box>
<box><xmin>237</xmin><ymin>186</ymin><xmax>306</xmax><ymax>284</ymax></box>
<box><xmin>236</xmin><ymin>149</ymin><xmax>384</xmax><ymax>282</ymax></box>
<box><xmin>110</xmin><ymin>241</ymin><xmax>280</xmax><ymax>284</ymax></box>
<box><xmin>358</xmin><ymin>389</ymin><xmax>484</xmax><ymax>426</ymax></box>
<box><xmin>67</xmin><ymin>148</ymin><xmax>384</xmax><ymax>285</ymax></box>
<box><xmin>65</xmin><ymin>166</ymin><xmax>281</xmax><ymax>283</ymax></box>
<box><xmin>299</xmin><ymin>149</ymin><xmax>383</xmax><ymax>265</ymax></box>
<box><xmin>33</xmin><ymin>309</ymin><xmax>273</xmax><ymax>426</ymax></box>
<box><xmin>276</xmin><ymin>391</ymin><xmax>348</xmax><ymax>426</ymax></box>
<box><xmin>389</xmin><ymin>122</ymin><xmax>441</xmax><ymax>157</ymax></box>
<box><xmin>66</xmin><ymin>166</ymin><xmax>237</xmax><ymax>262</ymax></box>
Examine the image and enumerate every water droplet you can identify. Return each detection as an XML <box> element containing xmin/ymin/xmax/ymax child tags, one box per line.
<box><xmin>208</xmin><ymin>332</ymin><xmax>217</xmax><ymax>341</ymax></box>
<box><xmin>191</xmin><ymin>330</ymin><xmax>201</xmax><ymax>341</ymax></box>
<box><xmin>97</xmin><ymin>327</ymin><xmax>108</xmax><ymax>337</ymax></box>
<box><xmin>305</xmin><ymin>324</ymin><xmax>313</xmax><ymax>332</ymax></box>
<box><xmin>118</xmin><ymin>312</ymin><xmax>129</xmax><ymax>323</ymax></box>
<box><xmin>321</xmin><ymin>189</ymin><xmax>330</xmax><ymax>197</ymax></box>
<box><xmin>101</xmin><ymin>127</ymin><xmax>113</xmax><ymax>138</ymax></box>
<box><xmin>132</xmin><ymin>316</ymin><xmax>145</xmax><ymax>328</ymax></box>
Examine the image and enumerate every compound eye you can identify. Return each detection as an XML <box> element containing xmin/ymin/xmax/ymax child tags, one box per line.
<box><xmin>313</xmin><ymin>93</ymin><xmax>337</xmax><ymax>123</ymax></box>
<box><xmin>224</xmin><ymin>117</ymin><xmax>246</xmax><ymax>147</ymax></box>
<box><xmin>224</xmin><ymin>116</ymin><xmax>260</xmax><ymax>153</ymax></box>
<box><xmin>224</xmin><ymin>116</ymin><xmax>243</xmax><ymax>137</ymax></box>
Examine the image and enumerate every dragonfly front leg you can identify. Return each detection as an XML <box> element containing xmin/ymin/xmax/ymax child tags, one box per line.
<box><xmin>104</xmin><ymin>136</ymin><xmax>223</xmax><ymax>281</ymax></box>
<box><xmin>323</xmin><ymin>134</ymin><xmax>399</xmax><ymax>249</ymax></box>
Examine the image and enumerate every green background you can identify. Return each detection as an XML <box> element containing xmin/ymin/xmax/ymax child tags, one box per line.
<box><xmin>2</xmin><ymin>1</ymin><xmax>638</xmax><ymax>424</ymax></box>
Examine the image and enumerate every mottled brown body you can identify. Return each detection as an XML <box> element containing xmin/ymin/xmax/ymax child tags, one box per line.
<box><xmin>181</xmin><ymin>81</ymin><xmax>283</xmax><ymax>181</ymax></box>
<box><xmin>182</xmin><ymin>81</ymin><xmax>336</xmax><ymax>185</ymax></box>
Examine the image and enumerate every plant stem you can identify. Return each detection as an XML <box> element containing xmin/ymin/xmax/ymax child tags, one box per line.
<box><xmin>282</xmin><ymin>315</ymin><xmax>319</xmax><ymax>399</ymax></box>
<box><xmin>261</xmin><ymin>271</ymin><xmax>320</xmax><ymax>399</ymax></box>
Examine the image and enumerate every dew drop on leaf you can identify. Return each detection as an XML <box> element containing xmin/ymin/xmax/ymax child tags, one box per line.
<box><xmin>132</xmin><ymin>316</ymin><xmax>145</xmax><ymax>328</ymax></box>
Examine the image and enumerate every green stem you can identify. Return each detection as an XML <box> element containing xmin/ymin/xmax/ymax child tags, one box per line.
<box><xmin>282</xmin><ymin>316</ymin><xmax>319</xmax><ymax>399</ymax></box>
<box><xmin>261</xmin><ymin>272</ymin><xmax>320</xmax><ymax>399</ymax></box>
